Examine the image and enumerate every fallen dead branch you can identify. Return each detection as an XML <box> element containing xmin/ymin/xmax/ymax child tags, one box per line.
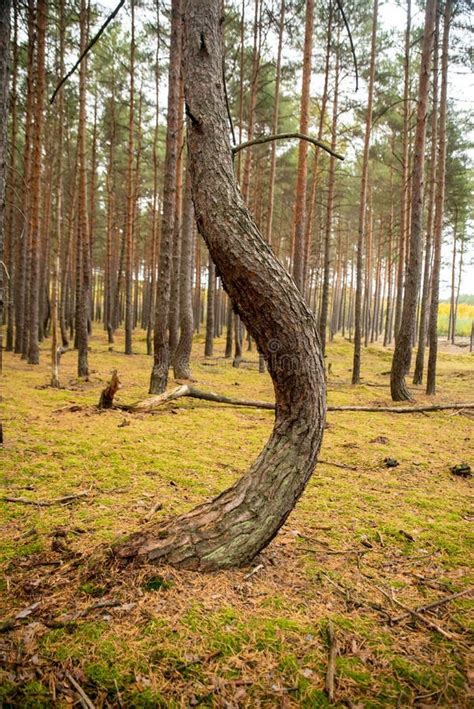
<box><xmin>324</xmin><ymin>622</ymin><xmax>338</xmax><ymax>703</ymax></box>
<box><xmin>319</xmin><ymin>459</ymin><xmax>358</xmax><ymax>471</ymax></box>
<box><xmin>66</xmin><ymin>672</ymin><xmax>96</xmax><ymax>709</ymax></box>
<box><xmin>116</xmin><ymin>384</ymin><xmax>275</xmax><ymax>412</ymax></box>
<box><xmin>97</xmin><ymin>377</ymin><xmax>474</xmax><ymax>415</ymax></box>
<box><xmin>2</xmin><ymin>491</ymin><xmax>89</xmax><ymax>506</ymax></box>
<box><xmin>319</xmin><ymin>572</ymin><xmax>393</xmax><ymax>621</ymax></box>
<box><xmin>392</xmin><ymin>587</ymin><xmax>473</xmax><ymax>623</ymax></box>
<box><xmin>374</xmin><ymin>585</ymin><xmax>456</xmax><ymax>640</ymax></box>
<box><xmin>327</xmin><ymin>403</ymin><xmax>474</xmax><ymax>413</ymax></box>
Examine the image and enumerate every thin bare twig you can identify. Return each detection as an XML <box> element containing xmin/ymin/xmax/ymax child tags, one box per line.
<box><xmin>334</xmin><ymin>0</ymin><xmax>359</xmax><ymax>92</ymax></box>
<box><xmin>50</xmin><ymin>0</ymin><xmax>126</xmax><ymax>104</ymax></box>
<box><xmin>232</xmin><ymin>132</ymin><xmax>345</xmax><ymax>161</ymax></box>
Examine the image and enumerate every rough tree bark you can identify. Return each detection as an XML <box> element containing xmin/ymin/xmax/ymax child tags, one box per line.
<box><xmin>115</xmin><ymin>0</ymin><xmax>326</xmax><ymax>570</ymax></box>
<box><xmin>390</xmin><ymin>0</ymin><xmax>436</xmax><ymax>401</ymax></box>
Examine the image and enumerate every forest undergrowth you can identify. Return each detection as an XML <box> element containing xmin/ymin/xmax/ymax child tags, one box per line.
<box><xmin>1</xmin><ymin>332</ymin><xmax>473</xmax><ymax>707</ymax></box>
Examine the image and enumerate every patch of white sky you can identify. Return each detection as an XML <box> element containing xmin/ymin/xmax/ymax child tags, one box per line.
<box><xmin>93</xmin><ymin>0</ymin><xmax>473</xmax><ymax>297</ymax></box>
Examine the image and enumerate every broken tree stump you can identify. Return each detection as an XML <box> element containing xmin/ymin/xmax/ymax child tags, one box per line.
<box><xmin>98</xmin><ymin>369</ymin><xmax>121</xmax><ymax>409</ymax></box>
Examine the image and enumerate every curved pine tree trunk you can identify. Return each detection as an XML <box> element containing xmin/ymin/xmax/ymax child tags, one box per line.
<box><xmin>115</xmin><ymin>0</ymin><xmax>326</xmax><ymax>571</ymax></box>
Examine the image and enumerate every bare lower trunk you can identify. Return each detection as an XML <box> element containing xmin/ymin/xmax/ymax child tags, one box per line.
<box><xmin>115</xmin><ymin>0</ymin><xmax>326</xmax><ymax>571</ymax></box>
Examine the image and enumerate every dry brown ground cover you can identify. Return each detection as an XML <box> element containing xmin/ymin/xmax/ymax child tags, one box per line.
<box><xmin>0</xmin><ymin>331</ymin><xmax>473</xmax><ymax>707</ymax></box>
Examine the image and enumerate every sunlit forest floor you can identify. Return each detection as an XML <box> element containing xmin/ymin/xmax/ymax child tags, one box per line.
<box><xmin>1</xmin><ymin>330</ymin><xmax>473</xmax><ymax>707</ymax></box>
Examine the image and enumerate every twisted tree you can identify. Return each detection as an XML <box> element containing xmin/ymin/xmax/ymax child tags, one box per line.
<box><xmin>114</xmin><ymin>0</ymin><xmax>327</xmax><ymax>571</ymax></box>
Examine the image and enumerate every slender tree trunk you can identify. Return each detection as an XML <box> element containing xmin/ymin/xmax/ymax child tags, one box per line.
<box><xmin>319</xmin><ymin>42</ymin><xmax>339</xmax><ymax>355</ymax></box>
<box><xmin>104</xmin><ymin>89</ymin><xmax>116</xmax><ymax>344</ymax></box>
<box><xmin>391</xmin><ymin>0</ymin><xmax>437</xmax><ymax>401</ymax></box>
<box><xmin>352</xmin><ymin>0</ymin><xmax>378</xmax><ymax>384</ymax></box>
<box><xmin>147</xmin><ymin>5</ymin><xmax>161</xmax><ymax>356</ymax></box>
<box><xmin>0</xmin><ymin>0</ymin><xmax>10</xmax><ymax>377</ymax></box>
<box><xmin>452</xmin><ymin>232</ymin><xmax>464</xmax><ymax>345</ymax></box>
<box><xmin>413</xmin><ymin>16</ymin><xmax>439</xmax><ymax>384</ymax></box>
<box><xmin>394</xmin><ymin>0</ymin><xmax>412</xmax><ymax>339</ymax></box>
<box><xmin>427</xmin><ymin>0</ymin><xmax>452</xmax><ymax>395</ymax></box>
<box><xmin>169</xmin><ymin>86</ymin><xmax>185</xmax><ymax>358</ymax></box>
<box><xmin>124</xmin><ymin>0</ymin><xmax>135</xmax><ymax>355</ymax></box>
<box><xmin>304</xmin><ymin>2</ymin><xmax>333</xmax><ymax>295</ymax></box>
<box><xmin>233</xmin><ymin>314</ymin><xmax>243</xmax><ymax>367</ymax></box>
<box><xmin>193</xmin><ymin>235</ymin><xmax>201</xmax><ymax>332</ymax></box>
<box><xmin>173</xmin><ymin>163</ymin><xmax>194</xmax><ymax>379</ymax></box>
<box><xmin>448</xmin><ymin>219</ymin><xmax>457</xmax><ymax>343</ymax></box>
<box><xmin>18</xmin><ymin>4</ymin><xmax>35</xmax><ymax>359</ymax></box>
<box><xmin>292</xmin><ymin>0</ymin><xmax>314</xmax><ymax>292</ymax></box>
<box><xmin>204</xmin><ymin>253</ymin><xmax>215</xmax><ymax>357</ymax></box>
<box><xmin>27</xmin><ymin>0</ymin><xmax>46</xmax><ymax>365</ymax></box>
<box><xmin>241</xmin><ymin>0</ymin><xmax>260</xmax><ymax>203</ymax></box>
<box><xmin>51</xmin><ymin>0</ymin><xmax>65</xmax><ymax>388</ymax></box>
<box><xmin>76</xmin><ymin>0</ymin><xmax>90</xmax><ymax>378</ymax></box>
<box><xmin>225</xmin><ymin>301</ymin><xmax>233</xmax><ymax>357</ymax></box>
<box><xmin>115</xmin><ymin>0</ymin><xmax>326</xmax><ymax>570</ymax></box>
<box><xmin>150</xmin><ymin>0</ymin><xmax>182</xmax><ymax>394</ymax></box>
<box><xmin>5</xmin><ymin>2</ymin><xmax>17</xmax><ymax>353</ymax></box>
<box><xmin>265</xmin><ymin>0</ymin><xmax>284</xmax><ymax>247</ymax></box>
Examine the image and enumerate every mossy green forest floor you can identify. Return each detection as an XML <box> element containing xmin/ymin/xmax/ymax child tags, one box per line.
<box><xmin>1</xmin><ymin>331</ymin><xmax>473</xmax><ymax>707</ymax></box>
